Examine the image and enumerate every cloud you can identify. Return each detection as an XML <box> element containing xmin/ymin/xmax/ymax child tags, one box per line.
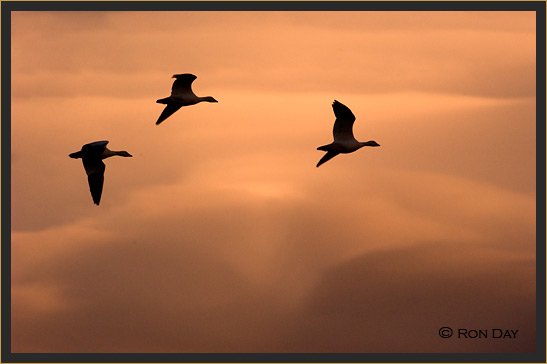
<box><xmin>11</xmin><ymin>90</ymin><xmax>535</xmax><ymax>234</ymax></box>
<box><xmin>283</xmin><ymin>242</ymin><xmax>535</xmax><ymax>353</ymax></box>
<box><xmin>11</xmin><ymin>11</ymin><xmax>535</xmax><ymax>98</ymax></box>
<box><xmin>11</xmin><ymin>157</ymin><xmax>535</xmax><ymax>352</ymax></box>
<box><xmin>12</xmin><ymin>228</ymin><xmax>535</xmax><ymax>352</ymax></box>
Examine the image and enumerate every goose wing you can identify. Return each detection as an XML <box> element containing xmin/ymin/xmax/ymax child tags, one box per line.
<box><xmin>81</xmin><ymin>141</ymin><xmax>109</xmax><ymax>157</ymax></box>
<box><xmin>171</xmin><ymin>73</ymin><xmax>197</xmax><ymax>98</ymax></box>
<box><xmin>332</xmin><ymin>100</ymin><xmax>357</xmax><ymax>142</ymax></box>
<box><xmin>82</xmin><ymin>158</ymin><xmax>105</xmax><ymax>205</ymax></box>
<box><xmin>156</xmin><ymin>103</ymin><xmax>183</xmax><ymax>125</ymax></box>
<box><xmin>316</xmin><ymin>151</ymin><xmax>340</xmax><ymax>168</ymax></box>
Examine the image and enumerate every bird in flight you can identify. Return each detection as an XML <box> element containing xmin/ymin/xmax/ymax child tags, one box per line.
<box><xmin>316</xmin><ymin>100</ymin><xmax>380</xmax><ymax>167</ymax></box>
<box><xmin>155</xmin><ymin>73</ymin><xmax>218</xmax><ymax>125</ymax></box>
<box><xmin>69</xmin><ymin>141</ymin><xmax>132</xmax><ymax>205</ymax></box>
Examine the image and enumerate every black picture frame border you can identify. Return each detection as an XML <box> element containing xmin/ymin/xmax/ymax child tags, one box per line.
<box><xmin>2</xmin><ymin>1</ymin><xmax>545</xmax><ymax>363</ymax></box>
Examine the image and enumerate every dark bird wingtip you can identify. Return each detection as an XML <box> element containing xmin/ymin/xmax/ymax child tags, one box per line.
<box><xmin>172</xmin><ymin>73</ymin><xmax>197</xmax><ymax>79</ymax></box>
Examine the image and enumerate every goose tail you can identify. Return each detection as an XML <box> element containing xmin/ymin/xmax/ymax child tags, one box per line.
<box><xmin>156</xmin><ymin>97</ymin><xmax>171</xmax><ymax>104</ymax></box>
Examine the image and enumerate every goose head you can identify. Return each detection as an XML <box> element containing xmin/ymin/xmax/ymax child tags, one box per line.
<box><xmin>360</xmin><ymin>140</ymin><xmax>380</xmax><ymax>147</ymax></box>
<box><xmin>201</xmin><ymin>96</ymin><xmax>218</xmax><ymax>103</ymax></box>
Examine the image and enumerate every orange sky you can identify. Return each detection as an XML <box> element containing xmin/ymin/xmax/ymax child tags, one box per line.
<box><xmin>10</xmin><ymin>11</ymin><xmax>536</xmax><ymax>353</ymax></box>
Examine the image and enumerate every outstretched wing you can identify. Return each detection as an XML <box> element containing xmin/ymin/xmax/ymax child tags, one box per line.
<box><xmin>316</xmin><ymin>151</ymin><xmax>340</xmax><ymax>168</ymax></box>
<box><xmin>156</xmin><ymin>103</ymin><xmax>183</xmax><ymax>125</ymax></box>
<box><xmin>83</xmin><ymin>159</ymin><xmax>105</xmax><ymax>205</ymax></box>
<box><xmin>332</xmin><ymin>100</ymin><xmax>357</xmax><ymax>142</ymax></box>
<box><xmin>171</xmin><ymin>73</ymin><xmax>197</xmax><ymax>98</ymax></box>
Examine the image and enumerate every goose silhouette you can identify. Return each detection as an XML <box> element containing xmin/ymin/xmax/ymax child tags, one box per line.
<box><xmin>316</xmin><ymin>100</ymin><xmax>380</xmax><ymax>167</ymax></box>
<box><xmin>156</xmin><ymin>73</ymin><xmax>218</xmax><ymax>125</ymax></box>
<box><xmin>69</xmin><ymin>141</ymin><xmax>132</xmax><ymax>205</ymax></box>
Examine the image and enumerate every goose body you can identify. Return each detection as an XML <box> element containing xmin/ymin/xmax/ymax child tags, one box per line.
<box><xmin>316</xmin><ymin>100</ymin><xmax>379</xmax><ymax>167</ymax></box>
<box><xmin>156</xmin><ymin>73</ymin><xmax>218</xmax><ymax>125</ymax></box>
<box><xmin>69</xmin><ymin>141</ymin><xmax>132</xmax><ymax>205</ymax></box>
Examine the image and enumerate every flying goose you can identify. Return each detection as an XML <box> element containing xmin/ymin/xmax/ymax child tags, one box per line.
<box><xmin>69</xmin><ymin>141</ymin><xmax>132</xmax><ymax>205</ymax></box>
<box><xmin>156</xmin><ymin>73</ymin><xmax>218</xmax><ymax>125</ymax></box>
<box><xmin>316</xmin><ymin>100</ymin><xmax>380</xmax><ymax>167</ymax></box>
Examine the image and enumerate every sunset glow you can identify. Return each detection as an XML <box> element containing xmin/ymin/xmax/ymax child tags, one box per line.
<box><xmin>10</xmin><ymin>10</ymin><xmax>536</xmax><ymax>353</ymax></box>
